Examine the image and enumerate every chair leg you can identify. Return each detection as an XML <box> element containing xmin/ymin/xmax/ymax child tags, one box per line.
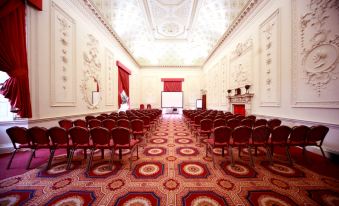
<box><xmin>302</xmin><ymin>146</ymin><xmax>306</xmax><ymax>155</ymax></box>
<box><xmin>47</xmin><ymin>149</ymin><xmax>55</xmax><ymax>170</ymax></box>
<box><xmin>238</xmin><ymin>146</ymin><xmax>241</xmax><ymax>158</ymax></box>
<box><xmin>27</xmin><ymin>149</ymin><xmax>36</xmax><ymax>170</ymax></box>
<box><xmin>84</xmin><ymin>149</ymin><xmax>87</xmax><ymax>159</ymax></box>
<box><xmin>248</xmin><ymin>146</ymin><xmax>254</xmax><ymax>167</ymax></box>
<box><xmin>229</xmin><ymin>146</ymin><xmax>234</xmax><ymax>167</ymax></box>
<box><xmin>319</xmin><ymin>146</ymin><xmax>326</xmax><ymax>158</ymax></box>
<box><xmin>266</xmin><ymin>146</ymin><xmax>273</xmax><ymax>165</ymax></box>
<box><xmin>66</xmin><ymin>149</ymin><xmax>75</xmax><ymax>170</ymax></box>
<box><xmin>255</xmin><ymin>146</ymin><xmax>258</xmax><ymax>156</ymax></box>
<box><xmin>86</xmin><ymin>149</ymin><xmax>95</xmax><ymax>173</ymax></box>
<box><xmin>109</xmin><ymin>149</ymin><xmax>113</xmax><ymax>170</ymax></box>
<box><xmin>7</xmin><ymin>149</ymin><xmax>17</xmax><ymax>169</ymax></box>
<box><xmin>286</xmin><ymin>146</ymin><xmax>292</xmax><ymax>165</ymax></box>
<box><xmin>136</xmin><ymin>145</ymin><xmax>139</xmax><ymax>158</ymax></box>
<box><xmin>205</xmin><ymin>144</ymin><xmax>208</xmax><ymax>157</ymax></box>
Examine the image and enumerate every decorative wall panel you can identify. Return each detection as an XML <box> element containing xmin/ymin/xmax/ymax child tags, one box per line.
<box><xmin>50</xmin><ymin>2</ymin><xmax>76</xmax><ymax>106</ymax></box>
<box><xmin>221</xmin><ymin>56</ymin><xmax>228</xmax><ymax>106</ymax></box>
<box><xmin>229</xmin><ymin>38</ymin><xmax>253</xmax><ymax>89</ymax></box>
<box><xmin>259</xmin><ymin>9</ymin><xmax>280</xmax><ymax>107</ymax></box>
<box><xmin>292</xmin><ymin>0</ymin><xmax>339</xmax><ymax>108</ymax></box>
<box><xmin>105</xmin><ymin>49</ymin><xmax>115</xmax><ymax>106</ymax></box>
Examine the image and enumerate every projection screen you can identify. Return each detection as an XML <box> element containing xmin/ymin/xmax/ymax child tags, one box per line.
<box><xmin>161</xmin><ymin>92</ymin><xmax>183</xmax><ymax>108</ymax></box>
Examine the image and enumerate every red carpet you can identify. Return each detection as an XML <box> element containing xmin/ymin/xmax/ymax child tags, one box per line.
<box><xmin>0</xmin><ymin>114</ymin><xmax>338</xmax><ymax>205</ymax></box>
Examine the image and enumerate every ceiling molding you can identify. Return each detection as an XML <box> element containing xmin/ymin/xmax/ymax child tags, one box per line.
<box><xmin>140</xmin><ymin>65</ymin><xmax>201</xmax><ymax>69</ymax></box>
<box><xmin>83</xmin><ymin>0</ymin><xmax>140</xmax><ymax>68</ymax></box>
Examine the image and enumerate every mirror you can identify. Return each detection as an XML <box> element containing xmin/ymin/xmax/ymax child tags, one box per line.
<box><xmin>81</xmin><ymin>75</ymin><xmax>101</xmax><ymax>109</ymax></box>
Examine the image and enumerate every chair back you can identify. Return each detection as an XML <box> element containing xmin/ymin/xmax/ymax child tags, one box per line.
<box><xmin>117</xmin><ymin>119</ymin><xmax>130</xmax><ymax>129</ymax></box>
<box><xmin>235</xmin><ymin>116</ymin><xmax>246</xmax><ymax>121</ymax></box>
<box><xmin>200</xmin><ymin>119</ymin><xmax>213</xmax><ymax>131</ymax></box>
<box><xmin>252</xmin><ymin>125</ymin><xmax>271</xmax><ymax>144</ymax></box>
<box><xmin>6</xmin><ymin>127</ymin><xmax>30</xmax><ymax>148</ymax></box>
<box><xmin>85</xmin><ymin>115</ymin><xmax>95</xmax><ymax>122</ymax></box>
<box><xmin>131</xmin><ymin>119</ymin><xmax>143</xmax><ymax>132</ymax></box>
<box><xmin>213</xmin><ymin>118</ymin><xmax>226</xmax><ymax>128</ymax></box>
<box><xmin>213</xmin><ymin>126</ymin><xmax>232</xmax><ymax>144</ymax></box>
<box><xmin>28</xmin><ymin>126</ymin><xmax>50</xmax><ymax>145</ymax></box>
<box><xmin>69</xmin><ymin>126</ymin><xmax>90</xmax><ymax>145</ymax></box>
<box><xmin>289</xmin><ymin>125</ymin><xmax>310</xmax><ymax>144</ymax></box>
<box><xmin>111</xmin><ymin>127</ymin><xmax>130</xmax><ymax>146</ymax></box>
<box><xmin>241</xmin><ymin>119</ymin><xmax>254</xmax><ymax>128</ymax></box>
<box><xmin>246</xmin><ymin>115</ymin><xmax>256</xmax><ymax>121</ymax></box>
<box><xmin>270</xmin><ymin>125</ymin><xmax>292</xmax><ymax>144</ymax></box>
<box><xmin>96</xmin><ymin>115</ymin><xmax>106</xmax><ymax>121</ymax></box>
<box><xmin>102</xmin><ymin>119</ymin><xmax>116</xmax><ymax>131</ymax></box>
<box><xmin>227</xmin><ymin>118</ymin><xmax>240</xmax><ymax>130</ymax></box>
<box><xmin>90</xmin><ymin>127</ymin><xmax>111</xmax><ymax>146</ymax></box>
<box><xmin>232</xmin><ymin>126</ymin><xmax>252</xmax><ymax>144</ymax></box>
<box><xmin>73</xmin><ymin>119</ymin><xmax>87</xmax><ymax>128</ymax></box>
<box><xmin>268</xmin><ymin>119</ymin><xmax>282</xmax><ymax>129</ymax></box>
<box><xmin>58</xmin><ymin>119</ymin><xmax>73</xmax><ymax>131</ymax></box>
<box><xmin>307</xmin><ymin>125</ymin><xmax>329</xmax><ymax>144</ymax></box>
<box><xmin>254</xmin><ymin>119</ymin><xmax>267</xmax><ymax>127</ymax></box>
<box><xmin>147</xmin><ymin>104</ymin><xmax>151</xmax><ymax>109</ymax></box>
<box><xmin>88</xmin><ymin>119</ymin><xmax>102</xmax><ymax>128</ymax></box>
<box><xmin>48</xmin><ymin>127</ymin><xmax>69</xmax><ymax>145</ymax></box>
<box><xmin>194</xmin><ymin>115</ymin><xmax>203</xmax><ymax>125</ymax></box>
<box><xmin>225</xmin><ymin>115</ymin><xmax>234</xmax><ymax>122</ymax></box>
<box><xmin>140</xmin><ymin>104</ymin><xmax>145</xmax><ymax>110</ymax></box>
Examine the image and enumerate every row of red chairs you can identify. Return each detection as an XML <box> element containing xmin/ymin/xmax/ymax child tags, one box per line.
<box><xmin>6</xmin><ymin>126</ymin><xmax>139</xmax><ymax>171</ymax></box>
<box><xmin>205</xmin><ymin>124</ymin><xmax>328</xmax><ymax>167</ymax></box>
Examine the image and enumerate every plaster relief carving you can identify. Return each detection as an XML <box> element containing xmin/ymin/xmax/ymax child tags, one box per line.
<box><xmin>50</xmin><ymin>2</ymin><xmax>76</xmax><ymax>107</ymax></box>
<box><xmin>230</xmin><ymin>38</ymin><xmax>253</xmax><ymax>89</ymax></box>
<box><xmin>81</xmin><ymin>34</ymin><xmax>102</xmax><ymax>109</ymax></box>
<box><xmin>259</xmin><ymin>9</ymin><xmax>280</xmax><ymax>107</ymax></box>
<box><xmin>300</xmin><ymin>0</ymin><xmax>339</xmax><ymax>95</ymax></box>
<box><xmin>105</xmin><ymin>49</ymin><xmax>115</xmax><ymax>106</ymax></box>
<box><xmin>292</xmin><ymin>0</ymin><xmax>339</xmax><ymax>108</ymax></box>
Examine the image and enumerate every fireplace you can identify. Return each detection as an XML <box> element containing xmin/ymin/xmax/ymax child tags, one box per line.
<box><xmin>227</xmin><ymin>93</ymin><xmax>254</xmax><ymax>115</ymax></box>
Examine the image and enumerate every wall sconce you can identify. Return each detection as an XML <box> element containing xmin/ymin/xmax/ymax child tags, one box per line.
<box><xmin>227</xmin><ymin>89</ymin><xmax>232</xmax><ymax>96</ymax></box>
<box><xmin>245</xmin><ymin>85</ymin><xmax>251</xmax><ymax>93</ymax></box>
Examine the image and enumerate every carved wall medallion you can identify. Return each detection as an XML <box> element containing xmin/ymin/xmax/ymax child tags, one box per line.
<box><xmin>81</xmin><ymin>34</ymin><xmax>102</xmax><ymax>109</ymax></box>
<box><xmin>292</xmin><ymin>0</ymin><xmax>339</xmax><ymax>108</ymax></box>
<box><xmin>229</xmin><ymin>38</ymin><xmax>253</xmax><ymax>89</ymax></box>
<box><xmin>259</xmin><ymin>9</ymin><xmax>280</xmax><ymax>107</ymax></box>
<box><xmin>50</xmin><ymin>2</ymin><xmax>76</xmax><ymax>107</ymax></box>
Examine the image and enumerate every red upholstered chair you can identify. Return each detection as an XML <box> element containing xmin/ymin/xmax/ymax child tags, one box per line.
<box><xmin>192</xmin><ymin>115</ymin><xmax>203</xmax><ymax>134</ymax></box>
<box><xmin>246</xmin><ymin>115</ymin><xmax>256</xmax><ymax>121</ymax></box>
<box><xmin>206</xmin><ymin>126</ymin><xmax>232</xmax><ymax>167</ymax></box>
<box><xmin>141</xmin><ymin>116</ymin><xmax>151</xmax><ymax>133</ymax></box>
<box><xmin>67</xmin><ymin>126</ymin><xmax>91</xmax><ymax>170</ymax></box>
<box><xmin>268</xmin><ymin>125</ymin><xmax>292</xmax><ymax>164</ymax></box>
<box><xmin>96</xmin><ymin>115</ymin><xmax>106</xmax><ymax>121</ymax></box>
<box><xmin>73</xmin><ymin>119</ymin><xmax>87</xmax><ymax>128</ymax></box>
<box><xmin>196</xmin><ymin>119</ymin><xmax>213</xmax><ymax>143</ymax></box>
<box><xmin>305</xmin><ymin>125</ymin><xmax>329</xmax><ymax>158</ymax></box>
<box><xmin>140</xmin><ymin>104</ymin><xmax>145</xmax><ymax>110</ymax></box>
<box><xmin>117</xmin><ymin>119</ymin><xmax>130</xmax><ymax>130</ymax></box>
<box><xmin>254</xmin><ymin>119</ymin><xmax>268</xmax><ymax>127</ymax></box>
<box><xmin>229</xmin><ymin>126</ymin><xmax>253</xmax><ymax>166</ymax></box>
<box><xmin>235</xmin><ymin>116</ymin><xmax>246</xmax><ymax>121</ymax></box>
<box><xmin>111</xmin><ymin>127</ymin><xmax>139</xmax><ymax>170</ymax></box>
<box><xmin>287</xmin><ymin>125</ymin><xmax>310</xmax><ymax>164</ymax></box>
<box><xmin>227</xmin><ymin>118</ymin><xmax>240</xmax><ymax>130</ymax></box>
<box><xmin>147</xmin><ymin>104</ymin><xmax>151</xmax><ymax>109</ymax></box>
<box><xmin>251</xmin><ymin>125</ymin><xmax>272</xmax><ymax>161</ymax></box>
<box><xmin>88</xmin><ymin>119</ymin><xmax>102</xmax><ymax>128</ymax></box>
<box><xmin>6</xmin><ymin>127</ymin><xmax>31</xmax><ymax>169</ymax></box>
<box><xmin>102</xmin><ymin>119</ymin><xmax>116</xmax><ymax>131</ymax></box>
<box><xmin>268</xmin><ymin>119</ymin><xmax>282</xmax><ymax>130</ymax></box>
<box><xmin>27</xmin><ymin>127</ymin><xmax>51</xmax><ymax>169</ymax></box>
<box><xmin>87</xmin><ymin>127</ymin><xmax>113</xmax><ymax>172</ymax></box>
<box><xmin>48</xmin><ymin>127</ymin><xmax>71</xmax><ymax>169</ymax></box>
<box><xmin>213</xmin><ymin>118</ymin><xmax>226</xmax><ymax>130</ymax></box>
<box><xmin>58</xmin><ymin>119</ymin><xmax>73</xmax><ymax>131</ymax></box>
<box><xmin>85</xmin><ymin>115</ymin><xmax>95</xmax><ymax>122</ymax></box>
<box><xmin>241</xmin><ymin>118</ymin><xmax>254</xmax><ymax>128</ymax></box>
<box><xmin>225</xmin><ymin>115</ymin><xmax>234</xmax><ymax>122</ymax></box>
<box><xmin>131</xmin><ymin>119</ymin><xmax>147</xmax><ymax>141</ymax></box>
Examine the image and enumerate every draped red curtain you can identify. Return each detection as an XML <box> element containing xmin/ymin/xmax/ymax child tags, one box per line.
<box><xmin>117</xmin><ymin>61</ymin><xmax>131</xmax><ymax>108</ymax></box>
<box><xmin>164</xmin><ymin>81</ymin><xmax>182</xmax><ymax>92</ymax></box>
<box><xmin>0</xmin><ymin>0</ymin><xmax>32</xmax><ymax>118</ymax></box>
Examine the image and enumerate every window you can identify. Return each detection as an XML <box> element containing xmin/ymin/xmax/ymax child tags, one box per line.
<box><xmin>0</xmin><ymin>71</ymin><xmax>13</xmax><ymax>121</ymax></box>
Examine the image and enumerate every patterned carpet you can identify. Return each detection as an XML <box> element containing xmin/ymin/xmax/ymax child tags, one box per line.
<box><xmin>1</xmin><ymin>114</ymin><xmax>339</xmax><ymax>205</ymax></box>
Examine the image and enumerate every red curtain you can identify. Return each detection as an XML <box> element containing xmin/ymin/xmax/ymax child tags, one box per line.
<box><xmin>202</xmin><ymin>94</ymin><xmax>206</xmax><ymax>110</ymax></box>
<box><xmin>164</xmin><ymin>81</ymin><xmax>182</xmax><ymax>92</ymax></box>
<box><xmin>0</xmin><ymin>0</ymin><xmax>32</xmax><ymax>118</ymax></box>
<box><xmin>117</xmin><ymin>61</ymin><xmax>130</xmax><ymax>108</ymax></box>
<box><xmin>233</xmin><ymin>104</ymin><xmax>245</xmax><ymax>116</ymax></box>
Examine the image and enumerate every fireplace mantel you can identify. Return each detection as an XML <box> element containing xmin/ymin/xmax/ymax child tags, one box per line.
<box><xmin>228</xmin><ymin>93</ymin><xmax>254</xmax><ymax>115</ymax></box>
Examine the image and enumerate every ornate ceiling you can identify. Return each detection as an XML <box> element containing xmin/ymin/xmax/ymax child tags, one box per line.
<box><xmin>92</xmin><ymin>0</ymin><xmax>249</xmax><ymax>67</ymax></box>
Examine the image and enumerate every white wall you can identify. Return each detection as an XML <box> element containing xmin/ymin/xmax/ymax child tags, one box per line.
<box><xmin>203</xmin><ymin>0</ymin><xmax>339</xmax><ymax>153</ymax></box>
<box><xmin>140</xmin><ymin>68</ymin><xmax>202</xmax><ymax>109</ymax></box>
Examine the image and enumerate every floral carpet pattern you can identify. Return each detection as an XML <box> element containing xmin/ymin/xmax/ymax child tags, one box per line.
<box><xmin>0</xmin><ymin>114</ymin><xmax>339</xmax><ymax>205</ymax></box>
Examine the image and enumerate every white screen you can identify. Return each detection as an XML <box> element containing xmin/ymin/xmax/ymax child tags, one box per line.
<box><xmin>196</xmin><ymin>99</ymin><xmax>202</xmax><ymax>109</ymax></box>
<box><xmin>161</xmin><ymin>92</ymin><xmax>183</xmax><ymax>108</ymax></box>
